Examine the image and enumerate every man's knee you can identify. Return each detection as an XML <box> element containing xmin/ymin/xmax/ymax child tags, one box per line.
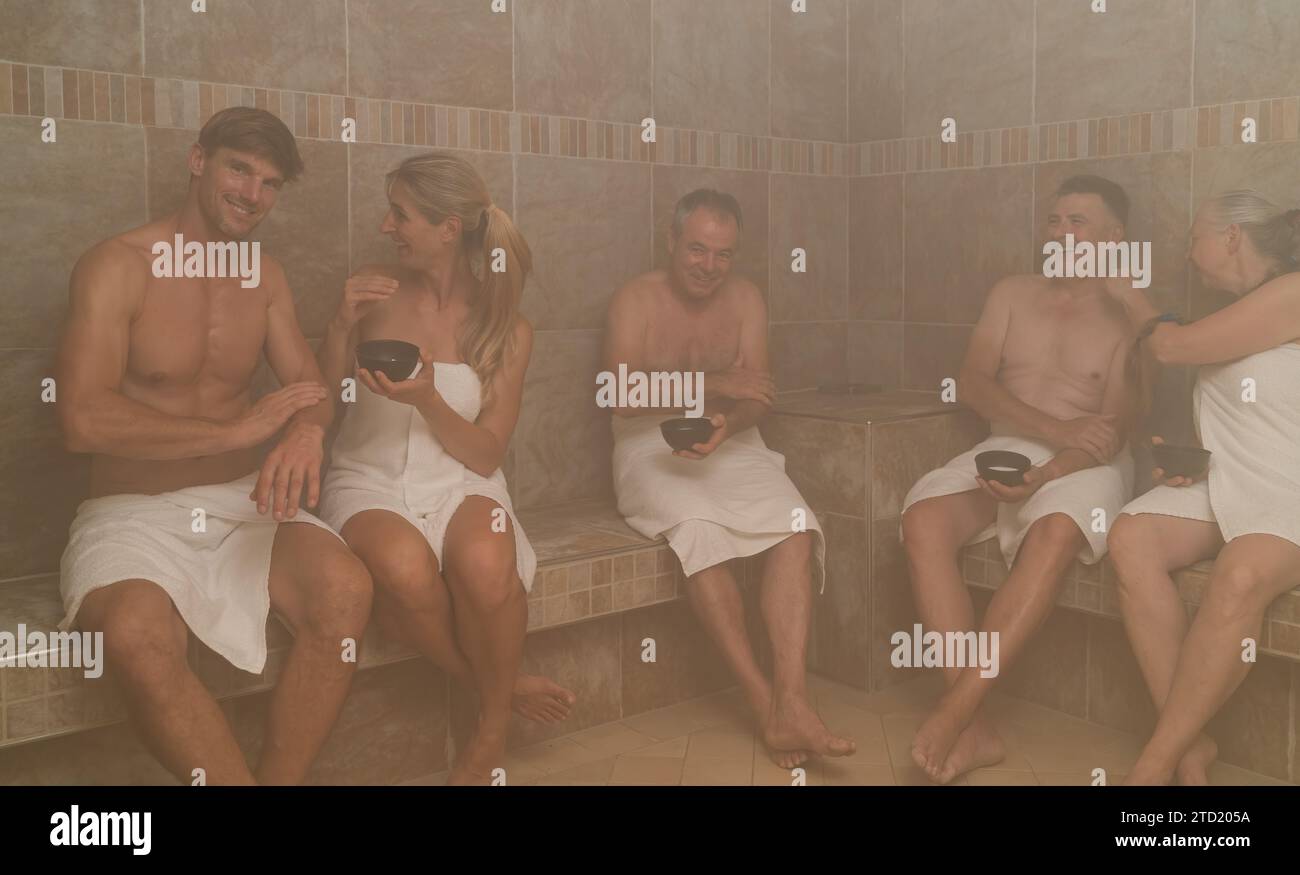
<box><xmin>1204</xmin><ymin>561</ymin><xmax>1272</xmax><ymax>616</ymax></box>
<box><xmin>301</xmin><ymin>548</ymin><xmax>374</xmax><ymax>640</ymax></box>
<box><xmin>901</xmin><ymin>500</ymin><xmax>961</xmax><ymax>554</ymax></box>
<box><xmin>1024</xmin><ymin>512</ymin><xmax>1084</xmax><ymax>552</ymax></box>
<box><xmin>82</xmin><ymin>580</ymin><xmax>188</xmax><ymax>682</ymax></box>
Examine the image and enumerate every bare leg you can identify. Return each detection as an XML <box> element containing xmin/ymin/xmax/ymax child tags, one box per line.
<box><xmin>442</xmin><ymin>497</ymin><xmax>528</xmax><ymax>786</ymax></box>
<box><xmin>77</xmin><ymin>579</ymin><xmax>255</xmax><ymax>785</ymax></box>
<box><xmin>912</xmin><ymin>512</ymin><xmax>1083</xmax><ymax>782</ymax></box>
<box><xmin>257</xmin><ymin>522</ymin><xmax>373</xmax><ymax>785</ymax></box>
<box><xmin>901</xmin><ymin>490</ymin><xmax>1004</xmax><ymax>781</ymax></box>
<box><xmin>342</xmin><ymin>510</ymin><xmax>574</xmax><ymax>724</ymax></box>
<box><xmin>1108</xmin><ymin>512</ymin><xmax>1224</xmax><ymax>784</ymax></box>
<box><xmin>1125</xmin><ymin>534</ymin><xmax>1300</xmax><ymax>785</ymax></box>
<box><xmin>759</xmin><ymin>532</ymin><xmax>856</xmax><ymax>761</ymax></box>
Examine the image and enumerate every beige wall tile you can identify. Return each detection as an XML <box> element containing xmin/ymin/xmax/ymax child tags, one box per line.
<box><xmin>0</xmin><ymin>0</ymin><xmax>141</xmax><ymax>72</ymax></box>
<box><xmin>848</xmin><ymin>0</ymin><xmax>903</xmax><ymax>143</ymax></box>
<box><xmin>769</xmin><ymin>172</ymin><xmax>848</xmax><ymax>322</ymax></box>
<box><xmin>1194</xmin><ymin>0</ymin><xmax>1300</xmax><ymax>105</ymax></box>
<box><xmin>771</xmin><ymin>0</ymin><xmax>847</xmax><ymax>142</ymax></box>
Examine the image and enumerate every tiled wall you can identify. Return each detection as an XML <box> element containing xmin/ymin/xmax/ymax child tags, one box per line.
<box><xmin>0</xmin><ymin>0</ymin><xmax>850</xmax><ymax>586</ymax></box>
<box><xmin>841</xmin><ymin>0</ymin><xmax>1300</xmax><ymax>433</ymax></box>
<box><xmin>6</xmin><ymin>0</ymin><xmax>1300</xmax><ymax>596</ymax></box>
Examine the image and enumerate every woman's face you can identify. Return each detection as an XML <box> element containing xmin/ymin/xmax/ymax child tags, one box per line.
<box><xmin>378</xmin><ymin>180</ymin><xmax>456</xmax><ymax>269</ymax></box>
<box><xmin>1185</xmin><ymin>210</ymin><xmax>1237</xmax><ymax>295</ymax></box>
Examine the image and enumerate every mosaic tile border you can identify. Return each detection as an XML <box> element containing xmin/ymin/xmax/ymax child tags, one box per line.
<box><xmin>851</xmin><ymin>98</ymin><xmax>1300</xmax><ymax>176</ymax></box>
<box><xmin>961</xmin><ymin>537</ymin><xmax>1300</xmax><ymax>662</ymax></box>
<box><xmin>0</xmin><ymin>61</ymin><xmax>846</xmax><ymax>176</ymax></box>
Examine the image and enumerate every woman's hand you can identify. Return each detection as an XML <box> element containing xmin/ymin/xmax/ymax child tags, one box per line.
<box><xmin>1149</xmin><ymin>435</ymin><xmax>1208</xmax><ymax>488</ymax></box>
<box><xmin>357</xmin><ymin>350</ymin><xmax>442</xmax><ymax>409</ymax></box>
<box><xmin>333</xmin><ymin>273</ymin><xmax>399</xmax><ymax>331</ymax></box>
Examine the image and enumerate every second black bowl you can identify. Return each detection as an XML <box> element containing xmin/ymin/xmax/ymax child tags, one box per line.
<box><xmin>975</xmin><ymin>450</ymin><xmax>1031</xmax><ymax>486</ymax></box>
<box><xmin>356</xmin><ymin>339</ymin><xmax>421</xmax><ymax>382</ymax></box>
<box><xmin>1151</xmin><ymin>443</ymin><xmax>1211</xmax><ymax>479</ymax></box>
<box><xmin>660</xmin><ymin>417</ymin><xmax>714</xmax><ymax>451</ymax></box>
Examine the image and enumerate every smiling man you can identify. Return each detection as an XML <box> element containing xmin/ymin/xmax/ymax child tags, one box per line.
<box><xmin>898</xmin><ymin>175</ymin><xmax>1140</xmax><ymax>784</ymax></box>
<box><xmin>55</xmin><ymin>107</ymin><xmax>372</xmax><ymax>785</ymax></box>
<box><xmin>604</xmin><ymin>189</ymin><xmax>855</xmax><ymax>768</ymax></box>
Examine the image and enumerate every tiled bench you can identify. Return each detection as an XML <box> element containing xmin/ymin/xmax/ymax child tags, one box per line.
<box><xmin>962</xmin><ymin>539</ymin><xmax>1300</xmax><ymax>662</ymax></box>
<box><xmin>0</xmin><ymin>500</ymin><xmax>706</xmax><ymax>779</ymax></box>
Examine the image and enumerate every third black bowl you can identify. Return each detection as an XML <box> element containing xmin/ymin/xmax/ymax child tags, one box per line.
<box><xmin>356</xmin><ymin>339</ymin><xmax>421</xmax><ymax>382</ymax></box>
<box><xmin>975</xmin><ymin>450</ymin><xmax>1031</xmax><ymax>487</ymax></box>
<box><xmin>1151</xmin><ymin>443</ymin><xmax>1211</xmax><ymax>479</ymax></box>
<box><xmin>660</xmin><ymin>417</ymin><xmax>715</xmax><ymax>452</ymax></box>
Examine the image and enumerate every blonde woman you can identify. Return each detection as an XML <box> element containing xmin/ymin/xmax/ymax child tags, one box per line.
<box><xmin>1107</xmin><ymin>190</ymin><xmax>1300</xmax><ymax>785</ymax></box>
<box><xmin>317</xmin><ymin>152</ymin><xmax>574</xmax><ymax>785</ymax></box>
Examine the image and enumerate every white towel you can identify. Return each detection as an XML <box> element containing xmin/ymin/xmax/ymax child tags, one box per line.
<box><xmin>1120</xmin><ymin>342</ymin><xmax>1300</xmax><ymax>549</ymax></box>
<box><xmin>59</xmin><ymin>472</ymin><xmax>341</xmax><ymax>674</ymax></box>
<box><xmin>320</xmin><ymin>363</ymin><xmax>536</xmax><ymax>591</ymax></box>
<box><xmin>611</xmin><ymin>415</ymin><xmax>825</xmax><ymax>588</ymax></box>
<box><xmin>901</xmin><ymin>431</ymin><xmax>1135</xmax><ymax>567</ymax></box>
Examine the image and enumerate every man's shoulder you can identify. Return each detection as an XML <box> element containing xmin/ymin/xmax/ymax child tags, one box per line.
<box><xmin>610</xmin><ymin>269</ymin><xmax>669</xmax><ymax>309</ymax></box>
<box><xmin>990</xmin><ymin>273</ymin><xmax>1051</xmax><ymax>301</ymax></box>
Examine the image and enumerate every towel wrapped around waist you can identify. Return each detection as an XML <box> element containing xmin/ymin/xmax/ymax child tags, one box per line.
<box><xmin>900</xmin><ymin>432</ymin><xmax>1134</xmax><ymax>568</ymax></box>
<box><xmin>59</xmin><ymin>471</ymin><xmax>342</xmax><ymax>674</ymax></box>
<box><xmin>612</xmin><ymin>415</ymin><xmax>825</xmax><ymax>589</ymax></box>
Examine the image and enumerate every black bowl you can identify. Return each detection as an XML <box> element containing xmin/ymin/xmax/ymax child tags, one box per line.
<box><xmin>660</xmin><ymin>417</ymin><xmax>715</xmax><ymax>452</ymax></box>
<box><xmin>356</xmin><ymin>339</ymin><xmax>421</xmax><ymax>382</ymax></box>
<box><xmin>1151</xmin><ymin>443</ymin><xmax>1211</xmax><ymax>479</ymax></box>
<box><xmin>975</xmin><ymin>450</ymin><xmax>1031</xmax><ymax>486</ymax></box>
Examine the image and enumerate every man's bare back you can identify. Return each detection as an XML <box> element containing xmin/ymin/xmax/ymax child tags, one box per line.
<box><xmin>991</xmin><ymin>274</ymin><xmax>1132</xmax><ymax>426</ymax></box>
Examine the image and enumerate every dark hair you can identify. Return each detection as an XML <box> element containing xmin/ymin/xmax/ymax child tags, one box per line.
<box><xmin>197</xmin><ymin>107</ymin><xmax>304</xmax><ymax>183</ymax></box>
<box><xmin>671</xmin><ymin>188</ymin><xmax>744</xmax><ymax>238</ymax></box>
<box><xmin>1054</xmin><ymin>174</ymin><xmax>1129</xmax><ymax>226</ymax></box>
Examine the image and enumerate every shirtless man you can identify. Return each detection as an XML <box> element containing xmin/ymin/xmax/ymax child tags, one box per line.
<box><xmin>56</xmin><ymin>107</ymin><xmax>372</xmax><ymax>785</ymax></box>
<box><xmin>605</xmin><ymin>189</ymin><xmax>854</xmax><ymax>767</ymax></box>
<box><xmin>899</xmin><ymin>175</ymin><xmax>1138</xmax><ymax>783</ymax></box>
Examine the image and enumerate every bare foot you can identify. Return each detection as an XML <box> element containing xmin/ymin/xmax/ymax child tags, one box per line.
<box><xmin>1175</xmin><ymin>734</ymin><xmax>1217</xmax><ymax>786</ymax></box>
<box><xmin>933</xmin><ymin>715</ymin><xmax>1005</xmax><ymax>784</ymax></box>
<box><xmin>764</xmin><ymin>693</ymin><xmax>856</xmax><ymax>762</ymax></box>
<box><xmin>1121</xmin><ymin>757</ymin><xmax>1176</xmax><ymax>786</ymax></box>
<box><xmin>911</xmin><ymin>702</ymin><xmax>966</xmax><ymax>781</ymax></box>
<box><xmin>766</xmin><ymin>746</ymin><xmax>811</xmax><ymax>769</ymax></box>
<box><xmin>512</xmin><ymin>674</ymin><xmax>576</xmax><ymax>724</ymax></box>
<box><xmin>447</xmin><ymin>728</ymin><xmax>507</xmax><ymax>787</ymax></box>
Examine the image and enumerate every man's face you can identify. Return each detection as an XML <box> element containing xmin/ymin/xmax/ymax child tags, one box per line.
<box><xmin>668</xmin><ymin>208</ymin><xmax>739</xmax><ymax>300</ymax></box>
<box><xmin>1045</xmin><ymin>192</ymin><xmax>1123</xmax><ymax>249</ymax></box>
<box><xmin>190</xmin><ymin>145</ymin><xmax>284</xmax><ymax>239</ymax></box>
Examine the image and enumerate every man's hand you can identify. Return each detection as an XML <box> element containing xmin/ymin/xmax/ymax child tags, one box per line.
<box><xmin>236</xmin><ymin>382</ymin><xmax>329</xmax><ymax>447</ymax></box>
<box><xmin>674</xmin><ymin>413</ymin><xmax>728</xmax><ymax>460</ymax></box>
<box><xmin>357</xmin><ymin>350</ymin><xmax>442</xmax><ymax>408</ymax></box>
<box><xmin>250</xmin><ymin>420</ymin><xmax>325</xmax><ymax>520</ymax></box>
<box><xmin>975</xmin><ymin>464</ymin><xmax>1050</xmax><ymax>503</ymax></box>
<box><xmin>707</xmin><ymin>355</ymin><xmax>776</xmax><ymax>406</ymax></box>
<box><xmin>1048</xmin><ymin>413</ymin><xmax>1119</xmax><ymax>462</ymax></box>
<box><xmin>1149</xmin><ymin>435</ymin><xmax>1208</xmax><ymax>488</ymax></box>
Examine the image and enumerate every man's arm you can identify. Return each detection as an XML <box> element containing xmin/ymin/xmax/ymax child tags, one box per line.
<box><xmin>603</xmin><ymin>281</ymin><xmax>664</xmax><ymax>417</ymax></box>
<box><xmin>956</xmin><ymin>278</ymin><xmax>1065</xmax><ymax>444</ymax></box>
<box><xmin>715</xmin><ymin>284</ymin><xmax>772</xmax><ymax>437</ymax></box>
<box><xmin>253</xmin><ymin>258</ymin><xmax>334</xmax><ymax>517</ymax></box>
<box><xmin>1041</xmin><ymin>338</ymin><xmax>1132</xmax><ymax>479</ymax></box>
<box><xmin>263</xmin><ymin>258</ymin><xmax>332</xmax><ymax>434</ymax></box>
<box><xmin>58</xmin><ymin>242</ymin><xmax>272</xmax><ymax>458</ymax></box>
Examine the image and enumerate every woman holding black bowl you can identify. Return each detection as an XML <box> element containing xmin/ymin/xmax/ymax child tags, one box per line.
<box><xmin>315</xmin><ymin>152</ymin><xmax>574</xmax><ymax>785</ymax></box>
<box><xmin>1106</xmin><ymin>190</ymin><xmax>1300</xmax><ymax>785</ymax></box>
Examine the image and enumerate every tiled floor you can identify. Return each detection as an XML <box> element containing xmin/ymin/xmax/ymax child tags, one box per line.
<box><xmin>405</xmin><ymin>673</ymin><xmax>1291</xmax><ymax>787</ymax></box>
